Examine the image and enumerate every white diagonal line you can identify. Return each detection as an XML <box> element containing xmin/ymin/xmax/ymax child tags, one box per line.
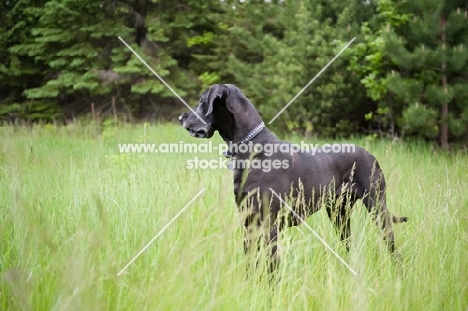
<box><xmin>269</xmin><ymin>188</ymin><xmax>357</xmax><ymax>276</ymax></box>
<box><xmin>268</xmin><ymin>37</ymin><xmax>356</xmax><ymax>124</ymax></box>
<box><xmin>118</xmin><ymin>36</ymin><xmax>207</xmax><ymax>125</ymax></box>
<box><xmin>117</xmin><ymin>188</ymin><xmax>206</xmax><ymax>276</ymax></box>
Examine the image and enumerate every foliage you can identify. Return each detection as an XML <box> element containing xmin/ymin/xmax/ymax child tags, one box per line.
<box><xmin>0</xmin><ymin>0</ymin><xmax>467</xmax><ymax>145</ymax></box>
<box><xmin>341</xmin><ymin>0</ymin><xmax>412</xmax><ymax>136</ymax></box>
<box><xmin>384</xmin><ymin>0</ymin><xmax>468</xmax><ymax>146</ymax></box>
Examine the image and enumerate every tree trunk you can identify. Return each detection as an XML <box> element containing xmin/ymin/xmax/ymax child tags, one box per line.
<box><xmin>440</xmin><ymin>84</ymin><xmax>448</xmax><ymax>149</ymax></box>
<box><xmin>111</xmin><ymin>96</ymin><xmax>117</xmax><ymax>124</ymax></box>
<box><xmin>135</xmin><ymin>0</ymin><xmax>147</xmax><ymax>47</ymax></box>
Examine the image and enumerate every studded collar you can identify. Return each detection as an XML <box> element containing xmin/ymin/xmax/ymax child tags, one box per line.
<box><xmin>223</xmin><ymin>121</ymin><xmax>265</xmax><ymax>158</ymax></box>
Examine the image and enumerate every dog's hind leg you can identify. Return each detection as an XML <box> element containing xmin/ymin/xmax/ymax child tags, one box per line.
<box><xmin>242</xmin><ymin>191</ymin><xmax>280</xmax><ymax>275</ymax></box>
<box><xmin>326</xmin><ymin>190</ymin><xmax>357</xmax><ymax>252</ymax></box>
<box><xmin>357</xmin><ymin>166</ymin><xmax>397</xmax><ymax>253</ymax></box>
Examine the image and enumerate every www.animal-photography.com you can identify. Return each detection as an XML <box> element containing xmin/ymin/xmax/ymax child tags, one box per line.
<box><xmin>1</xmin><ymin>1</ymin><xmax>467</xmax><ymax>310</ymax></box>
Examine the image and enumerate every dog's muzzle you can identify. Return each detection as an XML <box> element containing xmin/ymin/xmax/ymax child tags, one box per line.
<box><xmin>178</xmin><ymin>113</ymin><xmax>213</xmax><ymax>138</ymax></box>
<box><xmin>188</xmin><ymin>129</ymin><xmax>208</xmax><ymax>138</ymax></box>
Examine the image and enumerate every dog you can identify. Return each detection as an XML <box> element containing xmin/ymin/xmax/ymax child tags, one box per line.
<box><xmin>179</xmin><ymin>84</ymin><xmax>407</xmax><ymax>270</ymax></box>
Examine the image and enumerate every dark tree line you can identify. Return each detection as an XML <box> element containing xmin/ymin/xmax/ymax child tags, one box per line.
<box><xmin>0</xmin><ymin>0</ymin><xmax>467</xmax><ymax>146</ymax></box>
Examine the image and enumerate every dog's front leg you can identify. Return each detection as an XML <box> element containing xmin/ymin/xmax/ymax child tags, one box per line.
<box><xmin>243</xmin><ymin>220</ymin><xmax>261</xmax><ymax>256</ymax></box>
<box><xmin>243</xmin><ymin>213</ymin><xmax>262</xmax><ymax>277</ymax></box>
<box><xmin>243</xmin><ymin>222</ymin><xmax>280</xmax><ymax>276</ymax></box>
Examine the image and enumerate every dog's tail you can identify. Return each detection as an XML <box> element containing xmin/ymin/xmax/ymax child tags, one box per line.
<box><xmin>392</xmin><ymin>215</ymin><xmax>408</xmax><ymax>223</ymax></box>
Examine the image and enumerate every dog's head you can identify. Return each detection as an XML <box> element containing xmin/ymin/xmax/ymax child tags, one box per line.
<box><xmin>178</xmin><ymin>84</ymin><xmax>234</xmax><ymax>139</ymax></box>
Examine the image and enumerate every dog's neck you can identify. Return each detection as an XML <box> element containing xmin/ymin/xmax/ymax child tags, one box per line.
<box><xmin>218</xmin><ymin>114</ymin><xmax>265</xmax><ymax>145</ymax></box>
<box><xmin>218</xmin><ymin>113</ymin><xmax>278</xmax><ymax>158</ymax></box>
<box><xmin>218</xmin><ymin>96</ymin><xmax>266</xmax><ymax>143</ymax></box>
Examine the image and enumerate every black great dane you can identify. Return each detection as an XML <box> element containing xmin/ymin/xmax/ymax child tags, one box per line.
<box><xmin>179</xmin><ymin>84</ymin><xmax>407</xmax><ymax>271</ymax></box>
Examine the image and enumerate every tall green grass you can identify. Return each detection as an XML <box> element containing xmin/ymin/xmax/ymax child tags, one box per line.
<box><xmin>0</xmin><ymin>123</ymin><xmax>467</xmax><ymax>310</ymax></box>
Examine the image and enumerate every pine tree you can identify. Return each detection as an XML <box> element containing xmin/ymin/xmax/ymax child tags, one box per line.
<box><xmin>342</xmin><ymin>0</ymin><xmax>411</xmax><ymax>137</ymax></box>
<box><xmin>8</xmin><ymin>0</ymin><xmax>133</xmax><ymax>120</ymax></box>
<box><xmin>384</xmin><ymin>0</ymin><xmax>468</xmax><ymax>146</ymax></box>
<box><xmin>114</xmin><ymin>0</ymin><xmax>219</xmax><ymax>117</ymax></box>
<box><xmin>253</xmin><ymin>0</ymin><xmax>362</xmax><ymax>137</ymax></box>
<box><xmin>0</xmin><ymin>0</ymin><xmax>50</xmax><ymax>120</ymax></box>
<box><xmin>0</xmin><ymin>0</ymin><xmax>219</xmax><ymax>119</ymax></box>
<box><xmin>190</xmin><ymin>0</ymin><xmax>271</xmax><ymax>93</ymax></box>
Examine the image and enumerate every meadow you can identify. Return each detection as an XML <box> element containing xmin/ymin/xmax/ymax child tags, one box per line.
<box><xmin>0</xmin><ymin>123</ymin><xmax>467</xmax><ymax>310</ymax></box>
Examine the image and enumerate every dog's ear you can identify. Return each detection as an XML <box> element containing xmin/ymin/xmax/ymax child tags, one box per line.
<box><xmin>206</xmin><ymin>84</ymin><xmax>229</xmax><ymax>116</ymax></box>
